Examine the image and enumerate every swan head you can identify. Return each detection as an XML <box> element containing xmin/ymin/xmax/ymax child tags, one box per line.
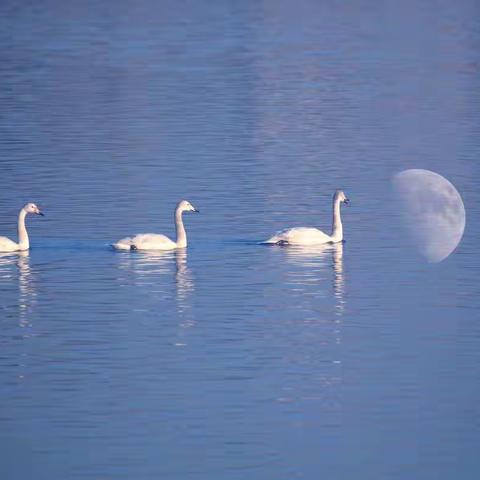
<box><xmin>177</xmin><ymin>200</ymin><xmax>199</xmax><ymax>213</ymax></box>
<box><xmin>23</xmin><ymin>203</ymin><xmax>44</xmax><ymax>216</ymax></box>
<box><xmin>334</xmin><ymin>190</ymin><xmax>350</xmax><ymax>205</ymax></box>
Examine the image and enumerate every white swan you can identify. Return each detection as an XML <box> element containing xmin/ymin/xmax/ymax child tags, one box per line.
<box><xmin>0</xmin><ymin>203</ymin><xmax>45</xmax><ymax>252</ymax></box>
<box><xmin>263</xmin><ymin>190</ymin><xmax>349</xmax><ymax>245</ymax></box>
<box><xmin>112</xmin><ymin>200</ymin><xmax>199</xmax><ymax>251</ymax></box>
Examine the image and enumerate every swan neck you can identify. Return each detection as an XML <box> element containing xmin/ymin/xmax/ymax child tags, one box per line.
<box><xmin>18</xmin><ymin>209</ymin><xmax>29</xmax><ymax>250</ymax></box>
<box><xmin>331</xmin><ymin>197</ymin><xmax>343</xmax><ymax>242</ymax></box>
<box><xmin>175</xmin><ymin>208</ymin><xmax>187</xmax><ymax>248</ymax></box>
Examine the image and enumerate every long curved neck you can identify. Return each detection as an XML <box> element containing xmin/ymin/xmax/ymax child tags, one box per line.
<box><xmin>330</xmin><ymin>197</ymin><xmax>343</xmax><ymax>242</ymax></box>
<box><xmin>18</xmin><ymin>209</ymin><xmax>29</xmax><ymax>250</ymax></box>
<box><xmin>175</xmin><ymin>208</ymin><xmax>187</xmax><ymax>248</ymax></box>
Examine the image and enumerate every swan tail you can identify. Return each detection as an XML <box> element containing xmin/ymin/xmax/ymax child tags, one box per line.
<box><xmin>260</xmin><ymin>235</ymin><xmax>289</xmax><ymax>245</ymax></box>
<box><xmin>111</xmin><ymin>237</ymin><xmax>134</xmax><ymax>250</ymax></box>
<box><xmin>261</xmin><ymin>240</ymin><xmax>289</xmax><ymax>246</ymax></box>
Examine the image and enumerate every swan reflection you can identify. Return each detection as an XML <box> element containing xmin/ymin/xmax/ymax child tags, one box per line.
<box><xmin>281</xmin><ymin>242</ymin><xmax>345</xmax><ymax>316</ymax></box>
<box><xmin>174</xmin><ymin>249</ymin><xmax>196</xmax><ymax>339</ymax></box>
<box><xmin>269</xmin><ymin>243</ymin><xmax>345</xmax><ymax>409</ymax></box>
<box><xmin>115</xmin><ymin>249</ymin><xmax>195</xmax><ymax>316</ymax></box>
<box><xmin>115</xmin><ymin>249</ymin><xmax>176</xmax><ymax>287</ymax></box>
<box><xmin>0</xmin><ymin>251</ymin><xmax>36</xmax><ymax>327</ymax></box>
<box><xmin>332</xmin><ymin>243</ymin><xmax>345</xmax><ymax>316</ymax></box>
<box><xmin>175</xmin><ymin>249</ymin><xmax>195</xmax><ymax>310</ymax></box>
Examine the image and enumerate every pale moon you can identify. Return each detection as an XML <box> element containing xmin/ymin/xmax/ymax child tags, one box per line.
<box><xmin>393</xmin><ymin>169</ymin><xmax>465</xmax><ymax>263</ymax></box>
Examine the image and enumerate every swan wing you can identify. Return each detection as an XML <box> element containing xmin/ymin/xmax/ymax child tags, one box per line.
<box><xmin>264</xmin><ymin>227</ymin><xmax>332</xmax><ymax>245</ymax></box>
<box><xmin>0</xmin><ymin>236</ymin><xmax>20</xmax><ymax>252</ymax></box>
<box><xmin>112</xmin><ymin>233</ymin><xmax>177</xmax><ymax>251</ymax></box>
<box><xmin>129</xmin><ymin>233</ymin><xmax>177</xmax><ymax>250</ymax></box>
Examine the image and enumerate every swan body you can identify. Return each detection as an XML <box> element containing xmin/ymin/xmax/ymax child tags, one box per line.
<box><xmin>0</xmin><ymin>236</ymin><xmax>22</xmax><ymax>252</ymax></box>
<box><xmin>112</xmin><ymin>200</ymin><xmax>198</xmax><ymax>251</ymax></box>
<box><xmin>114</xmin><ymin>233</ymin><xmax>177</xmax><ymax>251</ymax></box>
<box><xmin>0</xmin><ymin>203</ymin><xmax>44</xmax><ymax>252</ymax></box>
<box><xmin>263</xmin><ymin>190</ymin><xmax>349</xmax><ymax>245</ymax></box>
<box><xmin>265</xmin><ymin>227</ymin><xmax>333</xmax><ymax>245</ymax></box>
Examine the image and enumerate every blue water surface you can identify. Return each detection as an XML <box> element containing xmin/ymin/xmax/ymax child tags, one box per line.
<box><xmin>0</xmin><ymin>1</ymin><xmax>479</xmax><ymax>479</ymax></box>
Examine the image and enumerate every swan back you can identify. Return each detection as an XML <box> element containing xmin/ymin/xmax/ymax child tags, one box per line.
<box><xmin>265</xmin><ymin>227</ymin><xmax>332</xmax><ymax>245</ymax></box>
<box><xmin>0</xmin><ymin>236</ymin><xmax>21</xmax><ymax>252</ymax></box>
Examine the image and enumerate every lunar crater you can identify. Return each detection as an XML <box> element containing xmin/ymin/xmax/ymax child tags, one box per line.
<box><xmin>393</xmin><ymin>169</ymin><xmax>465</xmax><ymax>263</ymax></box>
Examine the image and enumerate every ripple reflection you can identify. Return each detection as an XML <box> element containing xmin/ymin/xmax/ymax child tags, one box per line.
<box><xmin>282</xmin><ymin>242</ymin><xmax>345</xmax><ymax>315</ymax></box>
<box><xmin>0</xmin><ymin>251</ymin><xmax>36</xmax><ymax>328</ymax></box>
<box><xmin>175</xmin><ymin>249</ymin><xmax>195</xmax><ymax>312</ymax></box>
<box><xmin>114</xmin><ymin>249</ymin><xmax>195</xmax><ymax>330</ymax></box>
<box><xmin>115</xmin><ymin>249</ymin><xmax>176</xmax><ymax>287</ymax></box>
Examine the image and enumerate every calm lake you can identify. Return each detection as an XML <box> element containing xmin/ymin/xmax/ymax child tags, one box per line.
<box><xmin>1</xmin><ymin>1</ymin><xmax>479</xmax><ymax>479</ymax></box>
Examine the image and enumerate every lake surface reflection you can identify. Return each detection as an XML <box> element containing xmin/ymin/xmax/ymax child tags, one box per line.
<box><xmin>1</xmin><ymin>1</ymin><xmax>479</xmax><ymax>479</ymax></box>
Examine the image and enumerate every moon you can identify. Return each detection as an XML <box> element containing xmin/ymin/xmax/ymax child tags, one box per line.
<box><xmin>393</xmin><ymin>169</ymin><xmax>465</xmax><ymax>263</ymax></box>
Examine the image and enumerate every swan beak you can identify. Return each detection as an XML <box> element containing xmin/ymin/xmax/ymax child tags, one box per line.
<box><xmin>37</xmin><ymin>211</ymin><xmax>45</xmax><ymax>216</ymax></box>
<box><xmin>344</xmin><ymin>198</ymin><xmax>350</xmax><ymax>206</ymax></box>
<box><xmin>193</xmin><ymin>208</ymin><xmax>199</xmax><ymax>213</ymax></box>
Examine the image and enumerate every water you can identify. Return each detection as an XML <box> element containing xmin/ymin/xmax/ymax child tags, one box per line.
<box><xmin>1</xmin><ymin>1</ymin><xmax>479</xmax><ymax>478</ymax></box>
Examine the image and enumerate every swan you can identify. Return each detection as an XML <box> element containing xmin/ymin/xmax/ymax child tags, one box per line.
<box><xmin>112</xmin><ymin>200</ymin><xmax>199</xmax><ymax>251</ymax></box>
<box><xmin>263</xmin><ymin>190</ymin><xmax>349</xmax><ymax>245</ymax></box>
<box><xmin>0</xmin><ymin>203</ymin><xmax>45</xmax><ymax>252</ymax></box>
